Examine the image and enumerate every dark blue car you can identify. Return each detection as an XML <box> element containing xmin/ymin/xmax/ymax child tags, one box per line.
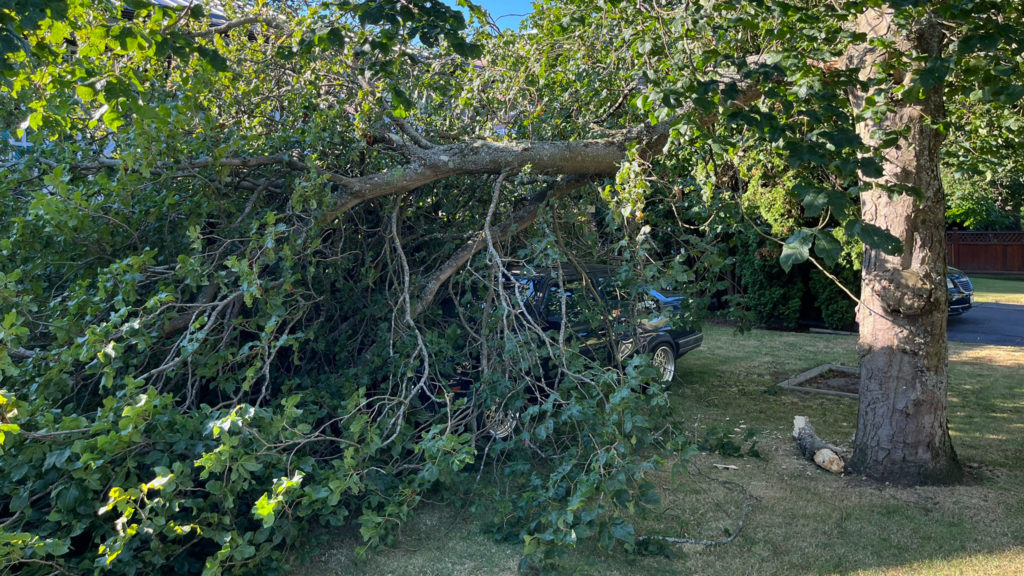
<box><xmin>509</xmin><ymin>264</ymin><xmax>703</xmax><ymax>382</ymax></box>
<box><xmin>947</xmin><ymin>267</ymin><xmax>974</xmax><ymax>315</ymax></box>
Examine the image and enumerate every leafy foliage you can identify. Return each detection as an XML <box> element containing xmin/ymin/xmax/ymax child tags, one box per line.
<box><xmin>809</xmin><ymin>268</ymin><xmax>859</xmax><ymax>331</ymax></box>
<box><xmin>697</xmin><ymin>425</ymin><xmax>761</xmax><ymax>459</ymax></box>
<box><xmin>733</xmin><ymin>234</ymin><xmax>805</xmax><ymax>330</ymax></box>
<box><xmin>945</xmin><ymin>172</ymin><xmax>1023</xmax><ymax>230</ymax></box>
<box><xmin>2</xmin><ymin>0</ymin><xmax>1023</xmax><ymax>572</ymax></box>
<box><xmin>0</xmin><ymin>2</ymin><xmax>704</xmax><ymax>573</ymax></box>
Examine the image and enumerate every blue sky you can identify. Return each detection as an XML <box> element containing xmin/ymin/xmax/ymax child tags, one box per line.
<box><xmin>450</xmin><ymin>0</ymin><xmax>536</xmax><ymax>31</ymax></box>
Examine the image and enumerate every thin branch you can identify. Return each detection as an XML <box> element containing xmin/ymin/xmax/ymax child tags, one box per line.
<box><xmin>381</xmin><ymin>194</ymin><xmax>438</xmax><ymax>447</ymax></box>
<box><xmin>594</xmin><ymin>79</ymin><xmax>639</xmax><ymax>125</ymax></box>
<box><xmin>410</xmin><ymin>176</ymin><xmax>590</xmax><ymax>317</ymax></box>
<box><xmin>4</xmin><ymin>557</ymin><xmax>78</xmax><ymax>576</ymax></box>
<box><xmin>8</xmin><ymin>347</ymin><xmax>36</xmax><ymax>359</ymax></box>
<box><xmin>18</xmin><ymin>427</ymin><xmax>91</xmax><ymax>440</ymax></box>
<box><xmin>638</xmin><ymin>464</ymin><xmax>758</xmax><ymax>548</ymax></box>
<box><xmin>160</xmin><ymin>0</ymin><xmax>197</xmax><ymax>35</ymax></box>
<box><xmin>387</xmin><ymin>114</ymin><xmax>436</xmax><ymax>149</ymax></box>
<box><xmin>189</xmin><ymin>14</ymin><xmax>290</xmax><ymax>38</ymax></box>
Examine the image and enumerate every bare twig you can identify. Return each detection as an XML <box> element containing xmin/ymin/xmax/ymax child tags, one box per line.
<box><xmin>18</xmin><ymin>427</ymin><xmax>91</xmax><ymax>440</ymax></box>
<box><xmin>381</xmin><ymin>194</ymin><xmax>438</xmax><ymax>447</ymax></box>
<box><xmin>8</xmin><ymin>347</ymin><xmax>36</xmax><ymax>359</ymax></box>
<box><xmin>410</xmin><ymin>176</ymin><xmax>590</xmax><ymax>317</ymax></box>
<box><xmin>189</xmin><ymin>14</ymin><xmax>290</xmax><ymax>38</ymax></box>
<box><xmin>387</xmin><ymin>114</ymin><xmax>436</xmax><ymax>149</ymax></box>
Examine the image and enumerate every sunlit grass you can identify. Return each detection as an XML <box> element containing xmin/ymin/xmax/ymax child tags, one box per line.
<box><xmin>971</xmin><ymin>275</ymin><xmax>1024</xmax><ymax>306</ymax></box>
<box><xmin>842</xmin><ymin>548</ymin><xmax>1024</xmax><ymax>576</ymax></box>
<box><xmin>949</xmin><ymin>342</ymin><xmax>1024</xmax><ymax>369</ymax></box>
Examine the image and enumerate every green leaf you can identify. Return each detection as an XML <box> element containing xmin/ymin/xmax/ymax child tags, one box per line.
<box><xmin>844</xmin><ymin>220</ymin><xmax>903</xmax><ymax>255</ymax></box>
<box><xmin>447</xmin><ymin>35</ymin><xmax>482</xmax><ymax>59</ymax></box>
<box><xmin>796</xmin><ymin>183</ymin><xmax>848</xmax><ymax>218</ymax></box>
<box><xmin>103</xmin><ymin>106</ymin><xmax>125</xmax><ymax>132</ymax></box>
<box><xmin>43</xmin><ymin>447</ymin><xmax>72</xmax><ymax>470</ymax></box>
<box><xmin>390</xmin><ymin>86</ymin><xmax>414</xmax><ymax>118</ymax></box>
<box><xmin>457</xmin><ymin>0</ymin><xmax>489</xmax><ymax>23</ymax></box>
<box><xmin>234</xmin><ymin>542</ymin><xmax>256</xmax><ymax>560</ymax></box>
<box><xmin>780</xmin><ymin>229</ymin><xmax>813</xmax><ymax>272</ymax></box>
<box><xmin>253</xmin><ymin>493</ymin><xmax>276</xmax><ymax>528</ymax></box>
<box><xmin>813</xmin><ymin>231</ymin><xmax>842</xmax><ymax>267</ymax></box>
<box><xmin>995</xmin><ymin>85</ymin><xmax>1024</xmax><ymax>105</ymax></box>
<box><xmin>638</xmin><ymin>486</ymin><xmax>661</xmax><ymax>507</ymax></box>
<box><xmin>858</xmin><ymin>157</ymin><xmax>884</xmax><ymax>179</ymax></box>
<box><xmin>76</xmin><ymin>84</ymin><xmax>97</xmax><ymax>101</ymax></box>
<box><xmin>609</xmin><ymin>517</ymin><xmax>635</xmax><ymax>544</ymax></box>
<box><xmin>195</xmin><ymin>45</ymin><xmax>229</xmax><ymax>72</ymax></box>
<box><xmin>323</xmin><ymin>27</ymin><xmax>347</xmax><ymax>48</ymax></box>
<box><xmin>523</xmin><ymin>534</ymin><xmax>539</xmax><ymax>556</ymax></box>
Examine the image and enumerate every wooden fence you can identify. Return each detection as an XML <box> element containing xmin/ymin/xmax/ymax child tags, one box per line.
<box><xmin>946</xmin><ymin>231</ymin><xmax>1024</xmax><ymax>274</ymax></box>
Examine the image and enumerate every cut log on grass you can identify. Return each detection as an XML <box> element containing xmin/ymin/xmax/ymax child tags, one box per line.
<box><xmin>793</xmin><ymin>416</ymin><xmax>845</xmax><ymax>474</ymax></box>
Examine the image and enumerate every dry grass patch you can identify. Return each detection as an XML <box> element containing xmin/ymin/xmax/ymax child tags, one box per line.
<box><xmin>949</xmin><ymin>341</ymin><xmax>1024</xmax><ymax>369</ymax></box>
<box><xmin>843</xmin><ymin>548</ymin><xmax>1024</xmax><ymax>576</ymax></box>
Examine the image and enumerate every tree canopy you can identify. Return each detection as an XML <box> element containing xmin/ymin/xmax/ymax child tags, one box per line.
<box><xmin>1</xmin><ymin>0</ymin><xmax>1022</xmax><ymax>573</ymax></box>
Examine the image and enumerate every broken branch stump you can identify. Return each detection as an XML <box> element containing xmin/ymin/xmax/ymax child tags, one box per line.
<box><xmin>792</xmin><ymin>416</ymin><xmax>844</xmax><ymax>474</ymax></box>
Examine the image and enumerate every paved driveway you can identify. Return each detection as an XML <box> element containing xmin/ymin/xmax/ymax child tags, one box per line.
<box><xmin>948</xmin><ymin>303</ymin><xmax>1024</xmax><ymax>347</ymax></box>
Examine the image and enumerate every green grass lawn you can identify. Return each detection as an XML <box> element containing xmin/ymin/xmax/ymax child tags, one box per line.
<box><xmin>971</xmin><ymin>275</ymin><xmax>1024</xmax><ymax>305</ymax></box>
<box><xmin>295</xmin><ymin>326</ymin><xmax>1024</xmax><ymax>576</ymax></box>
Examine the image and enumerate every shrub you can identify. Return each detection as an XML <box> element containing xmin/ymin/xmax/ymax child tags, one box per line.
<box><xmin>733</xmin><ymin>233</ymin><xmax>805</xmax><ymax>330</ymax></box>
<box><xmin>809</xmin><ymin>269</ymin><xmax>859</xmax><ymax>331</ymax></box>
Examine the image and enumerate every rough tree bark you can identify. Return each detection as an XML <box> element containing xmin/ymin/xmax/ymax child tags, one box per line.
<box><xmin>320</xmin><ymin>124</ymin><xmax>670</xmax><ymax>222</ymax></box>
<box><xmin>843</xmin><ymin>7</ymin><xmax>962</xmax><ymax>484</ymax></box>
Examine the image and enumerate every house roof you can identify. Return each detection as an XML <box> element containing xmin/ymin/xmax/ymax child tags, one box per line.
<box><xmin>149</xmin><ymin>0</ymin><xmax>228</xmax><ymax>27</ymax></box>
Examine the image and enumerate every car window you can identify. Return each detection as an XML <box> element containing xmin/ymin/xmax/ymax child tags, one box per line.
<box><xmin>544</xmin><ymin>282</ymin><xmax>581</xmax><ymax>320</ymax></box>
<box><xmin>598</xmin><ymin>279</ymin><xmax>625</xmax><ymax>310</ymax></box>
<box><xmin>502</xmin><ymin>277</ymin><xmax>538</xmax><ymax>307</ymax></box>
<box><xmin>598</xmin><ymin>279</ymin><xmax>655</xmax><ymax>318</ymax></box>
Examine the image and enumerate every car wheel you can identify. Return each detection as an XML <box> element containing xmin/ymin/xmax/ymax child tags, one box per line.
<box><xmin>483</xmin><ymin>407</ymin><xmax>517</xmax><ymax>440</ymax></box>
<box><xmin>651</xmin><ymin>343</ymin><xmax>676</xmax><ymax>382</ymax></box>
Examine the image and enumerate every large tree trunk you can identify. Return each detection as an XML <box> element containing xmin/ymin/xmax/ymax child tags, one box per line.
<box><xmin>845</xmin><ymin>8</ymin><xmax>962</xmax><ymax>484</ymax></box>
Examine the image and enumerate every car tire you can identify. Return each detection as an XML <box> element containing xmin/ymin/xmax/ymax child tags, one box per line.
<box><xmin>482</xmin><ymin>407</ymin><xmax>517</xmax><ymax>440</ymax></box>
<box><xmin>650</xmin><ymin>343</ymin><xmax>676</xmax><ymax>382</ymax></box>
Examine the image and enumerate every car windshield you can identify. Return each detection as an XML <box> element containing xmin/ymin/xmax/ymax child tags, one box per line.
<box><xmin>544</xmin><ymin>282</ymin><xmax>589</xmax><ymax>321</ymax></box>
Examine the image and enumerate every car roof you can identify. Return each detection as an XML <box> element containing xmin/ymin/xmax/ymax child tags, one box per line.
<box><xmin>505</xmin><ymin>264</ymin><xmax>681</xmax><ymax>301</ymax></box>
<box><xmin>507</xmin><ymin>263</ymin><xmax>624</xmax><ymax>284</ymax></box>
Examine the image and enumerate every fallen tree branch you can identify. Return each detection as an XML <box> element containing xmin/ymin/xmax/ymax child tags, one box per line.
<box><xmin>161</xmin><ymin>283</ymin><xmax>221</xmax><ymax>337</ymax></box>
<box><xmin>26</xmin><ymin>61</ymin><xmax>768</xmax><ymax>237</ymax></box>
<box><xmin>410</xmin><ymin>176</ymin><xmax>591</xmax><ymax>317</ymax></box>
<box><xmin>319</xmin><ymin>123</ymin><xmax>671</xmax><ymax>223</ymax></box>
<box><xmin>793</xmin><ymin>416</ymin><xmax>845</xmax><ymax>474</ymax></box>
